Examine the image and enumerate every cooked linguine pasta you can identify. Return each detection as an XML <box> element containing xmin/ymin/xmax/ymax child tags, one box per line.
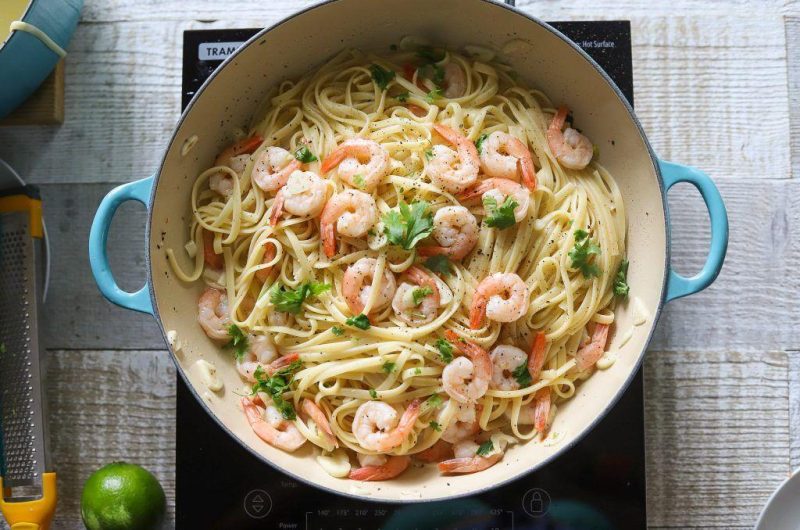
<box><xmin>167</xmin><ymin>41</ymin><xmax>627</xmax><ymax>480</ymax></box>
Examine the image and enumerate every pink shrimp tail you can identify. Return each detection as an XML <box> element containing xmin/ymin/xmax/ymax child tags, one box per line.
<box><xmin>349</xmin><ymin>456</ymin><xmax>410</xmax><ymax>481</ymax></box>
<box><xmin>438</xmin><ymin>453</ymin><xmax>501</xmax><ymax>474</ymax></box>
<box><xmin>321</xmin><ymin>220</ymin><xmax>336</xmax><ymax>258</ymax></box>
<box><xmin>469</xmin><ymin>294</ymin><xmax>487</xmax><ymax>329</ymax></box>
<box><xmin>519</xmin><ymin>156</ymin><xmax>537</xmax><ymax>191</ymax></box>
<box><xmin>265</xmin><ymin>353</ymin><xmax>300</xmax><ymax>375</ymax></box>
<box><xmin>575</xmin><ymin>323</ymin><xmax>610</xmax><ymax>371</ymax></box>
<box><xmin>533</xmin><ymin>387</ymin><xmax>551</xmax><ymax>434</ymax></box>
<box><xmin>320</xmin><ymin>146</ymin><xmax>347</xmax><ymax>174</ymax></box>
<box><xmin>202</xmin><ymin>229</ymin><xmax>223</xmax><ymax>270</ymax></box>
<box><xmin>269</xmin><ymin>191</ymin><xmax>285</xmax><ymax>226</ymax></box>
<box><xmin>527</xmin><ymin>331</ymin><xmax>547</xmax><ymax>381</ymax></box>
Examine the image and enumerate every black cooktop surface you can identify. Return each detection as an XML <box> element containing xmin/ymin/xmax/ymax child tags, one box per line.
<box><xmin>177</xmin><ymin>21</ymin><xmax>643</xmax><ymax>530</ymax></box>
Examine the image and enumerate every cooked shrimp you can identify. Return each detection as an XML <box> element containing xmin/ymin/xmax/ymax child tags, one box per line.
<box><xmin>533</xmin><ymin>387</ymin><xmax>551</xmax><ymax>434</ymax></box>
<box><xmin>241</xmin><ymin>396</ymin><xmax>306</xmax><ymax>452</ymax></box>
<box><xmin>343</xmin><ymin>257</ymin><xmax>397</xmax><ymax>315</ymax></box>
<box><xmin>391</xmin><ymin>266</ymin><xmax>441</xmax><ymax>326</ymax></box>
<box><xmin>427</xmin><ymin>124</ymin><xmax>480</xmax><ymax>194</ymax></box>
<box><xmin>479</xmin><ymin>131</ymin><xmax>537</xmax><ymax>190</ymax></box>
<box><xmin>442</xmin><ymin>330</ymin><xmax>492</xmax><ymax>403</ymax></box>
<box><xmin>349</xmin><ymin>455</ymin><xmax>410</xmax><ymax>481</ymax></box>
<box><xmin>417</xmin><ymin>206</ymin><xmax>478</xmax><ymax>260</ymax></box>
<box><xmin>458</xmin><ymin>178</ymin><xmax>530</xmax><ymax>224</ymax></box>
<box><xmin>469</xmin><ymin>273</ymin><xmax>529</xmax><ymax>329</ymax></box>
<box><xmin>197</xmin><ymin>287</ymin><xmax>230</xmax><ymax>340</ymax></box>
<box><xmin>254</xmin><ymin>241</ymin><xmax>277</xmax><ymax>283</ymax></box>
<box><xmin>443</xmin><ymin>62</ymin><xmax>466</xmax><ymax>98</ymax></box>
<box><xmin>575</xmin><ymin>323</ymin><xmax>610</xmax><ymax>371</ymax></box>
<box><xmin>415</xmin><ymin>440</ymin><xmax>453</xmax><ymax>462</ymax></box>
<box><xmin>235</xmin><ymin>334</ymin><xmax>278</xmax><ymax>382</ymax></box>
<box><xmin>319</xmin><ymin>190</ymin><xmax>378</xmax><ymax>258</ymax></box>
<box><xmin>302</xmin><ymin>399</ymin><xmax>338</xmax><ymax>448</ymax></box>
<box><xmin>527</xmin><ymin>331</ymin><xmax>547</xmax><ymax>381</ymax></box>
<box><xmin>320</xmin><ymin>138</ymin><xmax>390</xmax><ymax>192</ymax></box>
<box><xmin>269</xmin><ymin>170</ymin><xmax>328</xmax><ymax>225</ymax></box>
<box><xmin>209</xmin><ymin>135</ymin><xmax>263</xmax><ymax>196</ymax></box>
<box><xmin>547</xmin><ymin>106</ymin><xmax>593</xmax><ymax>170</ymax></box>
<box><xmin>489</xmin><ymin>345</ymin><xmax>529</xmax><ymax>391</ymax></box>
<box><xmin>352</xmin><ymin>399</ymin><xmax>422</xmax><ymax>452</ymax></box>
<box><xmin>440</xmin><ymin>401</ymin><xmax>480</xmax><ymax>443</ymax></box>
<box><xmin>252</xmin><ymin>147</ymin><xmax>302</xmax><ymax>192</ymax></box>
<box><xmin>438</xmin><ymin>439</ymin><xmax>502</xmax><ymax>474</ymax></box>
<box><xmin>202</xmin><ymin>229</ymin><xmax>223</xmax><ymax>270</ymax></box>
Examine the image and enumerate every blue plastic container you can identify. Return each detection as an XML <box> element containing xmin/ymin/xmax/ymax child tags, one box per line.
<box><xmin>0</xmin><ymin>0</ymin><xmax>83</xmax><ymax>119</ymax></box>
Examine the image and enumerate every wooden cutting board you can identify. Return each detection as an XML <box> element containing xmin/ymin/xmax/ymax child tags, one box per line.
<box><xmin>0</xmin><ymin>59</ymin><xmax>64</xmax><ymax>126</ymax></box>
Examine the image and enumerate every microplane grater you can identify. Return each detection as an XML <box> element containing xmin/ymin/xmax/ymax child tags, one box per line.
<box><xmin>0</xmin><ymin>186</ymin><xmax>49</xmax><ymax>496</ymax></box>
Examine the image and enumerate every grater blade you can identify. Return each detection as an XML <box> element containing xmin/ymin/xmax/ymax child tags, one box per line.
<box><xmin>0</xmin><ymin>208</ymin><xmax>48</xmax><ymax>494</ymax></box>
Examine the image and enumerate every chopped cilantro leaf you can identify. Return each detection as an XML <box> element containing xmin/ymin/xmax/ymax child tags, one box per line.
<box><xmin>424</xmin><ymin>148</ymin><xmax>434</xmax><ymax>160</ymax></box>
<box><xmin>415</xmin><ymin>46</ymin><xmax>445</xmax><ymax>64</ymax></box>
<box><xmin>396</xmin><ymin>91</ymin><xmax>410</xmax><ymax>102</ymax></box>
<box><xmin>382</xmin><ymin>200</ymin><xmax>434</xmax><ymax>250</ymax></box>
<box><xmin>270</xmin><ymin>282</ymin><xmax>331</xmax><ymax>314</ymax></box>
<box><xmin>331</xmin><ymin>326</ymin><xmax>345</xmax><ymax>336</ymax></box>
<box><xmin>411</xmin><ymin>286</ymin><xmax>434</xmax><ymax>305</ymax></box>
<box><xmin>346</xmin><ymin>313</ymin><xmax>371</xmax><ymax>330</ymax></box>
<box><xmin>426</xmin><ymin>87</ymin><xmax>443</xmax><ymax>103</ymax></box>
<box><xmin>475</xmin><ymin>133</ymin><xmax>489</xmax><ymax>154</ymax></box>
<box><xmin>251</xmin><ymin>360</ymin><xmax>304</xmax><ymax>420</ymax></box>
<box><xmin>353</xmin><ymin>174</ymin><xmax>366</xmax><ymax>189</ymax></box>
<box><xmin>294</xmin><ymin>145</ymin><xmax>318</xmax><ymax>163</ymax></box>
<box><xmin>225</xmin><ymin>324</ymin><xmax>249</xmax><ymax>360</ymax></box>
<box><xmin>511</xmin><ymin>362</ymin><xmax>532</xmax><ymax>387</ymax></box>
<box><xmin>414</xmin><ymin>367</ymin><xmax>422</xmax><ymax>375</ymax></box>
<box><xmin>613</xmin><ymin>259</ymin><xmax>630</xmax><ymax>297</ymax></box>
<box><xmin>424</xmin><ymin>255</ymin><xmax>452</xmax><ymax>276</ymax></box>
<box><xmin>476</xmin><ymin>440</ymin><xmax>494</xmax><ymax>456</ymax></box>
<box><xmin>483</xmin><ymin>195</ymin><xmax>518</xmax><ymax>230</ymax></box>
<box><xmin>417</xmin><ymin>63</ymin><xmax>445</xmax><ymax>86</ymax></box>
<box><xmin>435</xmin><ymin>338</ymin><xmax>454</xmax><ymax>364</ymax></box>
<box><xmin>569</xmin><ymin>229</ymin><xmax>602</xmax><ymax>278</ymax></box>
<box><xmin>429</xmin><ymin>421</ymin><xmax>442</xmax><ymax>431</ymax></box>
<box><xmin>424</xmin><ymin>394</ymin><xmax>443</xmax><ymax>410</ymax></box>
<box><xmin>382</xmin><ymin>361</ymin><xmax>396</xmax><ymax>373</ymax></box>
<box><xmin>369</xmin><ymin>64</ymin><xmax>396</xmax><ymax>91</ymax></box>
<box><xmin>369</xmin><ymin>388</ymin><xmax>378</xmax><ymax>399</ymax></box>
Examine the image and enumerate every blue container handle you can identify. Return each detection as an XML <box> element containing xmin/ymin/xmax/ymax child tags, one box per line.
<box><xmin>658</xmin><ymin>160</ymin><xmax>728</xmax><ymax>302</ymax></box>
<box><xmin>88</xmin><ymin>176</ymin><xmax>155</xmax><ymax>315</ymax></box>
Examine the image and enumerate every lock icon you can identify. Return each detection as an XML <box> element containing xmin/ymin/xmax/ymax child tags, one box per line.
<box><xmin>522</xmin><ymin>488</ymin><xmax>550</xmax><ymax>517</ymax></box>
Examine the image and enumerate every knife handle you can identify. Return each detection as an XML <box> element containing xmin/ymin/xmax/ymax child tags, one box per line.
<box><xmin>0</xmin><ymin>472</ymin><xmax>57</xmax><ymax>530</ymax></box>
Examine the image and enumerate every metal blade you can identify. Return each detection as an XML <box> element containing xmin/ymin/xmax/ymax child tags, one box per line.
<box><xmin>0</xmin><ymin>210</ymin><xmax>48</xmax><ymax>493</ymax></box>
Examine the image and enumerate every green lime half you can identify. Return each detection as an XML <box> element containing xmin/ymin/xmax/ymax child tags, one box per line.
<box><xmin>80</xmin><ymin>462</ymin><xmax>166</xmax><ymax>530</ymax></box>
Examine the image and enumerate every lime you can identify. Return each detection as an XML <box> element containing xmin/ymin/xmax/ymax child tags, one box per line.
<box><xmin>80</xmin><ymin>462</ymin><xmax>166</xmax><ymax>530</ymax></box>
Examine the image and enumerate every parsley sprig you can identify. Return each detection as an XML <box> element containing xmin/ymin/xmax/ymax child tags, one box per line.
<box><xmin>568</xmin><ymin>229</ymin><xmax>601</xmax><ymax>278</ymax></box>
<box><xmin>424</xmin><ymin>255</ymin><xmax>452</xmax><ymax>276</ymax></box>
<box><xmin>474</xmin><ymin>133</ymin><xmax>489</xmax><ymax>154</ymax></box>
<box><xmin>476</xmin><ymin>440</ymin><xmax>494</xmax><ymax>457</ymax></box>
<box><xmin>382</xmin><ymin>200</ymin><xmax>434</xmax><ymax>250</ymax></box>
<box><xmin>613</xmin><ymin>259</ymin><xmax>630</xmax><ymax>297</ymax></box>
<box><xmin>483</xmin><ymin>195</ymin><xmax>518</xmax><ymax>229</ymax></box>
<box><xmin>225</xmin><ymin>325</ymin><xmax>249</xmax><ymax>360</ymax></box>
<box><xmin>294</xmin><ymin>145</ymin><xmax>318</xmax><ymax>163</ymax></box>
<box><xmin>382</xmin><ymin>361</ymin><xmax>396</xmax><ymax>374</ymax></box>
<box><xmin>252</xmin><ymin>360</ymin><xmax>304</xmax><ymax>420</ymax></box>
<box><xmin>511</xmin><ymin>362</ymin><xmax>532</xmax><ymax>387</ymax></box>
<box><xmin>435</xmin><ymin>338</ymin><xmax>454</xmax><ymax>364</ymax></box>
<box><xmin>270</xmin><ymin>282</ymin><xmax>331</xmax><ymax>314</ymax></box>
<box><xmin>369</xmin><ymin>64</ymin><xmax>396</xmax><ymax>91</ymax></box>
<box><xmin>411</xmin><ymin>286</ymin><xmax>433</xmax><ymax>305</ymax></box>
<box><xmin>346</xmin><ymin>314</ymin><xmax>371</xmax><ymax>330</ymax></box>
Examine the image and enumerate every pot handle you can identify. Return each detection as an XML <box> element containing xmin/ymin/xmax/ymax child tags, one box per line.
<box><xmin>658</xmin><ymin>160</ymin><xmax>728</xmax><ymax>302</ymax></box>
<box><xmin>89</xmin><ymin>175</ymin><xmax>155</xmax><ymax>315</ymax></box>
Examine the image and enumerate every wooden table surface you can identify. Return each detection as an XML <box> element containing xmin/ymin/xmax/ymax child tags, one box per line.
<box><xmin>1</xmin><ymin>0</ymin><xmax>798</xmax><ymax>528</ymax></box>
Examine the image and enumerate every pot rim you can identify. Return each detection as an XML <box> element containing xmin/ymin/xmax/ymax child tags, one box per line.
<box><xmin>146</xmin><ymin>0</ymin><xmax>669</xmax><ymax>503</ymax></box>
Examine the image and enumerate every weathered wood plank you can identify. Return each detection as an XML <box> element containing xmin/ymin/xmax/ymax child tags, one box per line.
<box><xmin>644</xmin><ymin>350</ymin><xmax>791</xmax><ymax>528</ymax></box>
<box><xmin>787</xmin><ymin>17</ymin><xmax>800</xmax><ymax>180</ymax></box>
<box><xmin>650</xmin><ymin>178</ymin><xmax>800</xmax><ymax>351</ymax></box>
<box><xmin>45</xmin><ymin>350</ymin><xmax>175</xmax><ymax>530</ymax></box>
<box><xmin>790</xmin><ymin>350</ymin><xmax>800</xmax><ymax>471</ymax></box>
<box><xmin>39</xmin><ymin>184</ymin><xmax>164</xmax><ymax>350</ymax></box>
<box><xmin>0</xmin><ymin>15</ymin><xmax>789</xmax><ymax>185</ymax></box>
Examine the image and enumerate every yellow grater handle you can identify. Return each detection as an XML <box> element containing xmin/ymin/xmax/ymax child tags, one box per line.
<box><xmin>0</xmin><ymin>473</ymin><xmax>57</xmax><ymax>530</ymax></box>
